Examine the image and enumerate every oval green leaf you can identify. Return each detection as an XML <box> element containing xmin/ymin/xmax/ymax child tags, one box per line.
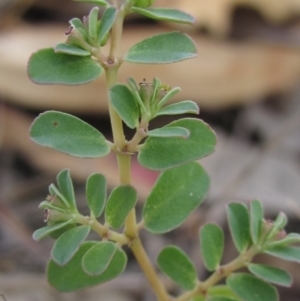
<box><xmin>227</xmin><ymin>273</ymin><xmax>279</xmax><ymax>301</ymax></box>
<box><xmin>30</xmin><ymin>111</ymin><xmax>110</xmax><ymax>158</ymax></box>
<box><xmin>248</xmin><ymin>264</ymin><xmax>292</xmax><ymax>287</ymax></box>
<box><xmin>267</xmin><ymin>233</ymin><xmax>300</xmax><ymax>248</ymax></box>
<box><xmin>98</xmin><ymin>6</ymin><xmax>117</xmax><ymax>44</ymax></box>
<box><xmin>200</xmin><ymin>223</ymin><xmax>224</xmax><ymax>271</ymax></box>
<box><xmin>157</xmin><ymin>246</ymin><xmax>197</xmax><ymax>290</ymax></box>
<box><xmin>86</xmin><ymin>173</ymin><xmax>107</xmax><ymax>217</ymax></box>
<box><xmin>264</xmin><ymin>246</ymin><xmax>300</xmax><ymax>263</ymax></box>
<box><xmin>124</xmin><ymin>32</ymin><xmax>197</xmax><ymax>64</ymax></box>
<box><xmin>208</xmin><ymin>285</ymin><xmax>241</xmax><ymax>300</ymax></box>
<box><xmin>147</xmin><ymin>127</ymin><xmax>190</xmax><ymax>138</ymax></box>
<box><xmin>227</xmin><ymin>203</ymin><xmax>251</xmax><ymax>253</ymax></box>
<box><xmin>51</xmin><ymin>225</ymin><xmax>90</xmax><ymax>266</ymax></box>
<box><xmin>47</xmin><ymin>241</ymin><xmax>127</xmax><ymax>292</ymax></box>
<box><xmin>88</xmin><ymin>7</ymin><xmax>99</xmax><ymax>40</ymax></box>
<box><xmin>72</xmin><ymin>0</ymin><xmax>108</xmax><ymax>5</ymax></box>
<box><xmin>32</xmin><ymin>220</ymin><xmax>74</xmax><ymax>241</ymax></box>
<box><xmin>138</xmin><ymin>118</ymin><xmax>216</xmax><ymax>170</ymax></box>
<box><xmin>57</xmin><ymin>169</ymin><xmax>76</xmax><ymax>209</ymax></box>
<box><xmin>105</xmin><ymin>185</ymin><xmax>137</xmax><ymax>229</ymax></box>
<box><xmin>28</xmin><ymin>48</ymin><xmax>103</xmax><ymax>85</ymax></box>
<box><xmin>82</xmin><ymin>241</ymin><xmax>117</xmax><ymax>276</ymax></box>
<box><xmin>155</xmin><ymin>101</ymin><xmax>199</xmax><ymax>117</ymax></box>
<box><xmin>109</xmin><ymin>84</ymin><xmax>139</xmax><ymax>129</ymax></box>
<box><xmin>250</xmin><ymin>200</ymin><xmax>263</xmax><ymax>244</ymax></box>
<box><xmin>54</xmin><ymin>43</ymin><xmax>91</xmax><ymax>56</ymax></box>
<box><xmin>131</xmin><ymin>7</ymin><xmax>195</xmax><ymax>25</ymax></box>
<box><xmin>143</xmin><ymin>162</ymin><xmax>209</xmax><ymax>233</ymax></box>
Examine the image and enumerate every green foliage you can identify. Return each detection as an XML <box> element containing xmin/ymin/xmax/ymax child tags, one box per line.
<box><xmin>199</xmin><ymin>223</ymin><xmax>224</xmax><ymax>271</ymax></box>
<box><xmin>157</xmin><ymin>246</ymin><xmax>197</xmax><ymax>290</ymax></box>
<box><xmin>28</xmin><ymin>48</ymin><xmax>103</xmax><ymax>85</ymax></box>
<box><xmin>30</xmin><ymin>111</ymin><xmax>110</xmax><ymax>158</ymax></box>
<box><xmin>227</xmin><ymin>203</ymin><xmax>252</xmax><ymax>253</ymax></box>
<box><xmin>143</xmin><ymin>162</ymin><xmax>209</xmax><ymax>233</ymax></box>
<box><xmin>28</xmin><ymin>1</ymin><xmax>300</xmax><ymax>300</ymax></box>
<box><xmin>124</xmin><ymin>32</ymin><xmax>197</xmax><ymax>64</ymax></box>
<box><xmin>47</xmin><ymin>241</ymin><xmax>127</xmax><ymax>292</ymax></box>
<box><xmin>105</xmin><ymin>185</ymin><xmax>137</xmax><ymax>229</ymax></box>
<box><xmin>138</xmin><ymin>118</ymin><xmax>217</xmax><ymax>170</ymax></box>
<box><xmin>227</xmin><ymin>273</ymin><xmax>279</xmax><ymax>301</ymax></box>
<box><xmin>86</xmin><ymin>173</ymin><xmax>107</xmax><ymax>217</ymax></box>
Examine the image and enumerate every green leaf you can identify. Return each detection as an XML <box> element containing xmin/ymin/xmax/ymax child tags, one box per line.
<box><xmin>208</xmin><ymin>285</ymin><xmax>241</xmax><ymax>300</ymax></box>
<box><xmin>98</xmin><ymin>7</ymin><xmax>117</xmax><ymax>44</ymax></box>
<box><xmin>208</xmin><ymin>297</ymin><xmax>239</xmax><ymax>301</ymax></box>
<box><xmin>248</xmin><ymin>264</ymin><xmax>292</xmax><ymax>287</ymax></box>
<box><xmin>143</xmin><ymin>162</ymin><xmax>209</xmax><ymax>233</ymax></box>
<box><xmin>138</xmin><ymin>118</ymin><xmax>216</xmax><ymax>170</ymax></box>
<box><xmin>105</xmin><ymin>185</ymin><xmax>137</xmax><ymax>229</ymax></box>
<box><xmin>227</xmin><ymin>203</ymin><xmax>251</xmax><ymax>253</ymax></box>
<box><xmin>47</xmin><ymin>241</ymin><xmax>127</xmax><ymax>292</ymax></box>
<box><xmin>267</xmin><ymin>233</ymin><xmax>300</xmax><ymax>248</ymax></box>
<box><xmin>109</xmin><ymin>84</ymin><xmax>139</xmax><ymax>129</ymax></box>
<box><xmin>72</xmin><ymin>0</ymin><xmax>108</xmax><ymax>6</ymax></box>
<box><xmin>227</xmin><ymin>273</ymin><xmax>279</xmax><ymax>301</ymax></box>
<box><xmin>88</xmin><ymin>7</ymin><xmax>99</xmax><ymax>40</ymax></box>
<box><xmin>86</xmin><ymin>173</ymin><xmax>107</xmax><ymax>217</ymax></box>
<box><xmin>199</xmin><ymin>223</ymin><xmax>224</xmax><ymax>271</ymax></box>
<box><xmin>32</xmin><ymin>220</ymin><xmax>74</xmax><ymax>241</ymax></box>
<box><xmin>28</xmin><ymin>48</ymin><xmax>103</xmax><ymax>85</ymax></box>
<box><xmin>51</xmin><ymin>225</ymin><xmax>90</xmax><ymax>265</ymax></box>
<box><xmin>157</xmin><ymin>246</ymin><xmax>197</xmax><ymax>290</ymax></box>
<box><xmin>49</xmin><ymin>222</ymin><xmax>77</xmax><ymax>240</ymax></box>
<box><xmin>30</xmin><ymin>111</ymin><xmax>110</xmax><ymax>158</ymax></box>
<box><xmin>49</xmin><ymin>184</ymin><xmax>70</xmax><ymax>208</ymax></box>
<box><xmin>155</xmin><ymin>101</ymin><xmax>199</xmax><ymax>117</ymax></box>
<box><xmin>266</xmin><ymin>212</ymin><xmax>287</xmax><ymax>240</ymax></box>
<box><xmin>82</xmin><ymin>241</ymin><xmax>117</xmax><ymax>276</ymax></box>
<box><xmin>250</xmin><ymin>200</ymin><xmax>263</xmax><ymax>244</ymax></box>
<box><xmin>264</xmin><ymin>246</ymin><xmax>300</xmax><ymax>263</ymax></box>
<box><xmin>54</xmin><ymin>43</ymin><xmax>91</xmax><ymax>56</ymax></box>
<box><xmin>57</xmin><ymin>169</ymin><xmax>76</xmax><ymax>209</ymax></box>
<box><xmin>124</xmin><ymin>32</ymin><xmax>197</xmax><ymax>64</ymax></box>
<box><xmin>147</xmin><ymin>127</ymin><xmax>190</xmax><ymax>138</ymax></box>
<box><xmin>131</xmin><ymin>7</ymin><xmax>195</xmax><ymax>25</ymax></box>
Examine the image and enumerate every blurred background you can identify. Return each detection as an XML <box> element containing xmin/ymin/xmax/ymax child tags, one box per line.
<box><xmin>0</xmin><ymin>0</ymin><xmax>300</xmax><ymax>300</ymax></box>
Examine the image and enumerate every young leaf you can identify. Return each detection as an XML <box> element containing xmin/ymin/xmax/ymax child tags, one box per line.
<box><xmin>51</xmin><ymin>225</ymin><xmax>91</xmax><ymax>266</ymax></box>
<box><xmin>82</xmin><ymin>241</ymin><xmax>117</xmax><ymax>276</ymax></box>
<box><xmin>138</xmin><ymin>118</ymin><xmax>217</xmax><ymax>170</ymax></box>
<box><xmin>88</xmin><ymin>7</ymin><xmax>99</xmax><ymax>40</ymax></box>
<box><xmin>208</xmin><ymin>285</ymin><xmax>241</xmax><ymax>300</ymax></box>
<box><xmin>248</xmin><ymin>264</ymin><xmax>292</xmax><ymax>287</ymax></box>
<box><xmin>267</xmin><ymin>233</ymin><xmax>300</xmax><ymax>248</ymax></box>
<box><xmin>72</xmin><ymin>0</ymin><xmax>109</xmax><ymax>6</ymax></box>
<box><xmin>157</xmin><ymin>246</ymin><xmax>197</xmax><ymax>290</ymax></box>
<box><xmin>49</xmin><ymin>184</ymin><xmax>70</xmax><ymax>208</ymax></box>
<box><xmin>143</xmin><ymin>162</ymin><xmax>209</xmax><ymax>233</ymax></box>
<box><xmin>266</xmin><ymin>212</ymin><xmax>288</xmax><ymax>240</ymax></box>
<box><xmin>86</xmin><ymin>173</ymin><xmax>107</xmax><ymax>217</ymax></box>
<box><xmin>250</xmin><ymin>200</ymin><xmax>263</xmax><ymax>244</ymax></box>
<box><xmin>155</xmin><ymin>101</ymin><xmax>199</xmax><ymax>117</ymax></box>
<box><xmin>124</xmin><ymin>32</ymin><xmax>197</xmax><ymax>64</ymax></box>
<box><xmin>32</xmin><ymin>220</ymin><xmax>74</xmax><ymax>241</ymax></box>
<box><xmin>227</xmin><ymin>203</ymin><xmax>251</xmax><ymax>253</ymax></box>
<box><xmin>28</xmin><ymin>48</ymin><xmax>103</xmax><ymax>85</ymax></box>
<box><xmin>98</xmin><ymin>6</ymin><xmax>117</xmax><ymax>44</ymax></box>
<box><xmin>131</xmin><ymin>7</ymin><xmax>195</xmax><ymax>25</ymax></box>
<box><xmin>30</xmin><ymin>111</ymin><xmax>110</xmax><ymax>158</ymax></box>
<box><xmin>54</xmin><ymin>43</ymin><xmax>91</xmax><ymax>56</ymax></box>
<box><xmin>109</xmin><ymin>84</ymin><xmax>139</xmax><ymax>129</ymax></box>
<box><xmin>199</xmin><ymin>223</ymin><xmax>224</xmax><ymax>271</ymax></box>
<box><xmin>264</xmin><ymin>246</ymin><xmax>300</xmax><ymax>263</ymax></box>
<box><xmin>47</xmin><ymin>241</ymin><xmax>127</xmax><ymax>292</ymax></box>
<box><xmin>227</xmin><ymin>273</ymin><xmax>279</xmax><ymax>301</ymax></box>
<box><xmin>147</xmin><ymin>127</ymin><xmax>190</xmax><ymax>139</ymax></box>
<box><xmin>57</xmin><ymin>169</ymin><xmax>76</xmax><ymax>209</ymax></box>
<box><xmin>105</xmin><ymin>185</ymin><xmax>137</xmax><ymax>229</ymax></box>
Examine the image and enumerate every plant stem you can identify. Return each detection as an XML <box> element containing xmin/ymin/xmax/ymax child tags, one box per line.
<box><xmin>131</xmin><ymin>237</ymin><xmax>171</xmax><ymax>301</ymax></box>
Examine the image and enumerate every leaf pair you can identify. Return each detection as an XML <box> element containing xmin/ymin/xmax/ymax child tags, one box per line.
<box><xmin>86</xmin><ymin>173</ymin><xmax>137</xmax><ymax>229</ymax></box>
